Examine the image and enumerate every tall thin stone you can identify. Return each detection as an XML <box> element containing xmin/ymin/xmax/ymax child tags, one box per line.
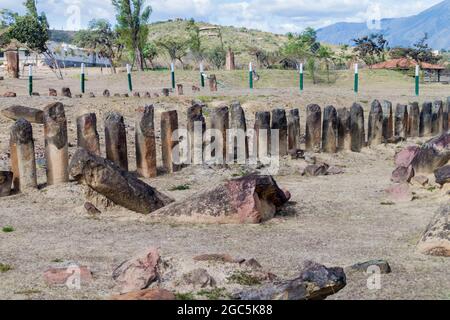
<box><xmin>322</xmin><ymin>105</ymin><xmax>337</xmax><ymax>153</ymax></box>
<box><xmin>77</xmin><ymin>113</ymin><xmax>100</xmax><ymax>156</ymax></box>
<box><xmin>420</xmin><ymin>102</ymin><xmax>432</xmax><ymax>137</ymax></box>
<box><xmin>381</xmin><ymin>100</ymin><xmax>393</xmax><ymax>142</ymax></box>
<box><xmin>161</xmin><ymin>110</ymin><xmax>180</xmax><ymax>174</ymax></box>
<box><xmin>43</xmin><ymin>102</ymin><xmax>69</xmax><ymax>185</ymax></box>
<box><xmin>187</xmin><ymin>101</ymin><xmax>206</xmax><ymax>165</ymax></box>
<box><xmin>209</xmin><ymin>75</ymin><xmax>217</xmax><ymax>92</ymax></box>
<box><xmin>136</xmin><ymin>105</ymin><xmax>157</xmax><ymax>178</ymax></box>
<box><xmin>395</xmin><ymin>104</ymin><xmax>408</xmax><ymax>139</ymax></box>
<box><xmin>305</xmin><ymin>104</ymin><xmax>322</xmax><ymax>152</ymax></box>
<box><xmin>350</xmin><ymin>103</ymin><xmax>365</xmax><ymax>152</ymax></box>
<box><xmin>368</xmin><ymin>100</ymin><xmax>383</xmax><ymax>146</ymax></box>
<box><xmin>337</xmin><ymin>108</ymin><xmax>351</xmax><ymax>151</ymax></box>
<box><xmin>287</xmin><ymin>109</ymin><xmax>301</xmax><ymax>151</ymax></box>
<box><xmin>230</xmin><ymin>101</ymin><xmax>248</xmax><ymax>161</ymax></box>
<box><xmin>444</xmin><ymin>97</ymin><xmax>450</xmax><ymax>132</ymax></box>
<box><xmin>10</xmin><ymin>119</ymin><xmax>37</xmax><ymax>191</ymax></box>
<box><xmin>432</xmin><ymin>100</ymin><xmax>444</xmax><ymax>135</ymax></box>
<box><xmin>408</xmin><ymin>102</ymin><xmax>420</xmax><ymax>137</ymax></box>
<box><xmin>254</xmin><ymin>112</ymin><xmax>271</xmax><ymax>160</ymax></box>
<box><xmin>104</xmin><ymin>112</ymin><xmax>128</xmax><ymax>171</ymax></box>
<box><xmin>271</xmin><ymin>109</ymin><xmax>288</xmax><ymax>156</ymax></box>
<box><xmin>210</xmin><ymin>106</ymin><xmax>229</xmax><ymax>162</ymax></box>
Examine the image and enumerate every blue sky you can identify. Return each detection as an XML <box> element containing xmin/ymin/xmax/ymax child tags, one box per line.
<box><xmin>1</xmin><ymin>0</ymin><xmax>443</xmax><ymax>33</ymax></box>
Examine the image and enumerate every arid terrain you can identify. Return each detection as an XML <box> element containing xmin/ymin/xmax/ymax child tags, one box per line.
<box><xmin>0</xmin><ymin>67</ymin><xmax>449</xmax><ymax>300</ymax></box>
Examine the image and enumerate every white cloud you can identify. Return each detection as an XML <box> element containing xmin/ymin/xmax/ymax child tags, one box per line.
<box><xmin>1</xmin><ymin>0</ymin><xmax>444</xmax><ymax>32</ymax></box>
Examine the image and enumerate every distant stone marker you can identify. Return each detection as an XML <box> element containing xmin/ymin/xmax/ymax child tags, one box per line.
<box><xmin>209</xmin><ymin>75</ymin><xmax>218</xmax><ymax>92</ymax></box>
<box><xmin>61</xmin><ymin>87</ymin><xmax>72</xmax><ymax>98</ymax></box>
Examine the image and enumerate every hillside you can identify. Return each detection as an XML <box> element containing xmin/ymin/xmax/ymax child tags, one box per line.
<box><xmin>317</xmin><ymin>0</ymin><xmax>450</xmax><ymax>49</ymax></box>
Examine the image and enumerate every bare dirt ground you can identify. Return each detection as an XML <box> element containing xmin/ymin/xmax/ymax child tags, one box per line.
<box><xmin>0</xmin><ymin>67</ymin><xmax>449</xmax><ymax>300</ymax></box>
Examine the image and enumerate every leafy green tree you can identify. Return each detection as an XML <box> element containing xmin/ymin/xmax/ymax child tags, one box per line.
<box><xmin>316</xmin><ymin>45</ymin><xmax>334</xmax><ymax>83</ymax></box>
<box><xmin>112</xmin><ymin>0</ymin><xmax>152</xmax><ymax>71</ymax></box>
<box><xmin>186</xmin><ymin>19</ymin><xmax>204</xmax><ymax>63</ymax></box>
<box><xmin>142</xmin><ymin>41</ymin><xmax>158</xmax><ymax>68</ymax></box>
<box><xmin>156</xmin><ymin>36</ymin><xmax>189</xmax><ymax>67</ymax></box>
<box><xmin>352</xmin><ymin>33</ymin><xmax>388</xmax><ymax>67</ymax></box>
<box><xmin>74</xmin><ymin>19</ymin><xmax>122</xmax><ymax>73</ymax></box>
<box><xmin>409</xmin><ymin>34</ymin><xmax>440</xmax><ymax>64</ymax></box>
<box><xmin>206</xmin><ymin>46</ymin><xmax>226</xmax><ymax>70</ymax></box>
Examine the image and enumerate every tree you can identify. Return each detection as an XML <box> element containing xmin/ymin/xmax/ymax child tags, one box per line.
<box><xmin>186</xmin><ymin>19</ymin><xmax>204</xmax><ymax>63</ymax></box>
<box><xmin>206</xmin><ymin>46</ymin><xmax>226</xmax><ymax>69</ymax></box>
<box><xmin>74</xmin><ymin>19</ymin><xmax>122</xmax><ymax>73</ymax></box>
<box><xmin>409</xmin><ymin>34</ymin><xmax>440</xmax><ymax>64</ymax></box>
<box><xmin>352</xmin><ymin>33</ymin><xmax>388</xmax><ymax>68</ymax></box>
<box><xmin>248</xmin><ymin>47</ymin><xmax>281</xmax><ymax>69</ymax></box>
<box><xmin>142</xmin><ymin>41</ymin><xmax>158</xmax><ymax>68</ymax></box>
<box><xmin>316</xmin><ymin>45</ymin><xmax>334</xmax><ymax>83</ymax></box>
<box><xmin>112</xmin><ymin>0</ymin><xmax>152</xmax><ymax>71</ymax></box>
<box><xmin>156</xmin><ymin>36</ymin><xmax>189</xmax><ymax>67</ymax></box>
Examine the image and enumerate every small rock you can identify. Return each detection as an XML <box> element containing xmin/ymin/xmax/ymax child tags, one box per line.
<box><xmin>417</xmin><ymin>204</ymin><xmax>450</xmax><ymax>257</ymax></box>
<box><xmin>327</xmin><ymin>166</ymin><xmax>344</xmax><ymax>175</ymax></box>
<box><xmin>243</xmin><ymin>258</ymin><xmax>262</xmax><ymax>269</ymax></box>
<box><xmin>304</xmin><ymin>164</ymin><xmax>329</xmax><ymax>177</ymax></box>
<box><xmin>385</xmin><ymin>183</ymin><xmax>413</xmax><ymax>202</ymax></box>
<box><xmin>44</xmin><ymin>263</ymin><xmax>93</xmax><ymax>286</ymax></box>
<box><xmin>84</xmin><ymin>202</ymin><xmax>101</xmax><ymax>215</ymax></box>
<box><xmin>181</xmin><ymin>269</ymin><xmax>216</xmax><ymax>289</ymax></box>
<box><xmin>49</xmin><ymin>88</ymin><xmax>57</xmax><ymax>96</ymax></box>
<box><xmin>304</xmin><ymin>154</ymin><xmax>316</xmax><ymax>164</ymax></box>
<box><xmin>0</xmin><ymin>171</ymin><xmax>13</xmax><ymax>197</ymax></box>
<box><xmin>121</xmin><ymin>93</ymin><xmax>129</xmax><ymax>98</ymax></box>
<box><xmin>391</xmin><ymin>166</ymin><xmax>414</xmax><ymax>183</ymax></box>
<box><xmin>412</xmin><ymin>175</ymin><xmax>429</xmax><ymax>187</ymax></box>
<box><xmin>112</xmin><ymin>247</ymin><xmax>161</xmax><ymax>294</ymax></box>
<box><xmin>350</xmin><ymin>260</ymin><xmax>391</xmax><ymax>274</ymax></box>
<box><xmin>434</xmin><ymin>165</ymin><xmax>450</xmax><ymax>186</ymax></box>
<box><xmin>193</xmin><ymin>254</ymin><xmax>242</xmax><ymax>264</ymax></box>
<box><xmin>61</xmin><ymin>87</ymin><xmax>72</xmax><ymax>98</ymax></box>
<box><xmin>113</xmin><ymin>93</ymin><xmax>121</xmax><ymax>97</ymax></box>
<box><xmin>133</xmin><ymin>92</ymin><xmax>140</xmax><ymax>97</ymax></box>
<box><xmin>395</xmin><ymin>146</ymin><xmax>420</xmax><ymax>167</ymax></box>
<box><xmin>109</xmin><ymin>288</ymin><xmax>175</xmax><ymax>300</ymax></box>
<box><xmin>0</xmin><ymin>76</ymin><xmax>4</xmax><ymax>80</ymax></box>
<box><xmin>103</xmin><ymin>89</ymin><xmax>110</xmax><ymax>97</ymax></box>
<box><xmin>288</xmin><ymin>149</ymin><xmax>304</xmax><ymax>160</ymax></box>
<box><xmin>162</xmin><ymin>88</ymin><xmax>170</xmax><ymax>97</ymax></box>
<box><xmin>144</xmin><ymin>92</ymin><xmax>151</xmax><ymax>98</ymax></box>
<box><xmin>74</xmin><ymin>94</ymin><xmax>83</xmax><ymax>98</ymax></box>
<box><xmin>3</xmin><ymin>92</ymin><xmax>17</xmax><ymax>97</ymax></box>
<box><xmin>89</xmin><ymin>92</ymin><xmax>95</xmax><ymax>98</ymax></box>
<box><xmin>153</xmin><ymin>93</ymin><xmax>160</xmax><ymax>98</ymax></box>
<box><xmin>32</xmin><ymin>92</ymin><xmax>40</xmax><ymax>96</ymax></box>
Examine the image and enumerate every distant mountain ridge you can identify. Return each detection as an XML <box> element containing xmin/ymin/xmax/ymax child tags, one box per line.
<box><xmin>317</xmin><ymin>0</ymin><xmax>450</xmax><ymax>49</ymax></box>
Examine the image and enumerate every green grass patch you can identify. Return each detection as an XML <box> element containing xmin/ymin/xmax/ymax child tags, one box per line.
<box><xmin>380</xmin><ymin>201</ymin><xmax>395</xmax><ymax>206</ymax></box>
<box><xmin>0</xmin><ymin>263</ymin><xmax>13</xmax><ymax>273</ymax></box>
<box><xmin>51</xmin><ymin>258</ymin><xmax>64</xmax><ymax>263</ymax></box>
<box><xmin>197</xmin><ymin>288</ymin><xmax>231</xmax><ymax>300</ymax></box>
<box><xmin>227</xmin><ymin>271</ymin><xmax>261</xmax><ymax>286</ymax></box>
<box><xmin>2</xmin><ymin>226</ymin><xmax>15</xmax><ymax>233</ymax></box>
<box><xmin>175</xmin><ymin>292</ymin><xmax>195</xmax><ymax>300</ymax></box>
<box><xmin>427</xmin><ymin>186</ymin><xmax>437</xmax><ymax>192</ymax></box>
<box><xmin>169</xmin><ymin>184</ymin><xmax>191</xmax><ymax>191</ymax></box>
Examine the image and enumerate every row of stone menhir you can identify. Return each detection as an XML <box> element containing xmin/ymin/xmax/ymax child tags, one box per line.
<box><xmin>303</xmin><ymin>98</ymin><xmax>450</xmax><ymax>154</ymax></box>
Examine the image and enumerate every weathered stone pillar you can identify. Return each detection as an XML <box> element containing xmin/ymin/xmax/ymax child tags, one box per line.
<box><xmin>43</xmin><ymin>102</ymin><xmax>69</xmax><ymax>185</ymax></box>
<box><xmin>287</xmin><ymin>109</ymin><xmax>301</xmax><ymax>151</ymax></box>
<box><xmin>368</xmin><ymin>100</ymin><xmax>383</xmax><ymax>146</ymax></box>
<box><xmin>77</xmin><ymin>113</ymin><xmax>101</xmax><ymax>156</ymax></box>
<box><xmin>444</xmin><ymin>97</ymin><xmax>450</xmax><ymax>132</ymax></box>
<box><xmin>337</xmin><ymin>108</ymin><xmax>351</xmax><ymax>151</ymax></box>
<box><xmin>104</xmin><ymin>112</ymin><xmax>128</xmax><ymax>171</ymax></box>
<box><xmin>408</xmin><ymin>102</ymin><xmax>420</xmax><ymax>137</ymax></box>
<box><xmin>210</xmin><ymin>106</ymin><xmax>229</xmax><ymax>162</ymax></box>
<box><xmin>420</xmin><ymin>102</ymin><xmax>433</xmax><ymax>137</ymax></box>
<box><xmin>209</xmin><ymin>75</ymin><xmax>217</xmax><ymax>92</ymax></box>
<box><xmin>226</xmin><ymin>48</ymin><xmax>236</xmax><ymax>71</ymax></box>
<box><xmin>350</xmin><ymin>103</ymin><xmax>365</xmax><ymax>152</ymax></box>
<box><xmin>10</xmin><ymin>119</ymin><xmax>37</xmax><ymax>191</ymax></box>
<box><xmin>381</xmin><ymin>100</ymin><xmax>393</xmax><ymax>142</ymax></box>
<box><xmin>187</xmin><ymin>101</ymin><xmax>206</xmax><ymax>165</ymax></box>
<box><xmin>305</xmin><ymin>104</ymin><xmax>322</xmax><ymax>152</ymax></box>
<box><xmin>162</xmin><ymin>88</ymin><xmax>170</xmax><ymax>97</ymax></box>
<box><xmin>177</xmin><ymin>84</ymin><xmax>184</xmax><ymax>96</ymax></box>
<box><xmin>136</xmin><ymin>105</ymin><xmax>157</xmax><ymax>178</ymax></box>
<box><xmin>161</xmin><ymin>110</ymin><xmax>180</xmax><ymax>174</ymax></box>
<box><xmin>395</xmin><ymin>104</ymin><xmax>408</xmax><ymax>139</ymax></box>
<box><xmin>432</xmin><ymin>100</ymin><xmax>444</xmax><ymax>135</ymax></box>
<box><xmin>0</xmin><ymin>171</ymin><xmax>13</xmax><ymax>197</ymax></box>
<box><xmin>254</xmin><ymin>112</ymin><xmax>271</xmax><ymax>160</ymax></box>
<box><xmin>230</xmin><ymin>101</ymin><xmax>248</xmax><ymax>161</ymax></box>
<box><xmin>5</xmin><ymin>50</ymin><xmax>19</xmax><ymax>79</ymax></box>
<box><xmin>322</xmin><ymin>105</ymin><xmax>337</xmax><ymax>153</ymax></box>
<box><xmin>271</xmin><ymin>109</ymin><xmax>288</xmax><ymax>156</ymax></box>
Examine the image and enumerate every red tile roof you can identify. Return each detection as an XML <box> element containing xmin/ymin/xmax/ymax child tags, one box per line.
<box><xmin>371</xmin><ymin>58</ymin><xmax>444</xmax><ymax>70</ymax></box>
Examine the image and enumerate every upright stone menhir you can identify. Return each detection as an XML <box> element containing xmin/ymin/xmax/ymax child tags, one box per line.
<box><xmin>10</xmin><ymin>119</ymin><xmax>38</xmax><ymax>191</ymax></box>
<box><xmin>104</xmin><ymin>112</ymin><xmax>128</xmax><ymax>171</ymax></box>
<box><xmin>420</xmin><ymin>102</ymin><xmax>433</xmax><ymax>137</ymax></box>
<box><xmin>209</xmin><ymin>75</ymin><xmax>218</xmax><ymax>92</ymax></box>
<box><xmin>350</xmin><ymin>103</ymin><xmax>365</xmax><ymax>152</ymax></box>
<box><xmin>395</xmin><ymin>104</ymin><xmax>408</xmax><ymax>140</ymax></box>
<box><xmin>187</xmin><ymin>101</ymin><xmax>206</xmax><ymax>165</ymax></box>
<box><xmin>43</xmin><ymin>102</ymin><xmax>69</xmax><ymax>185</ymax></box>
<box><xmin>77</xmin><ymin>113</ymin><xmax>101</xmax><ymax>156</ymax></box>
<box><xmin>287</xmin><ymin>109</ymin><xmax>301</xmax><ymax>151</ymax></box>
<box><xmin>337</xmin><ymin>108</ymin><xmax>351</xmax><ymax>151</ymax></box>
<box><xmin>432</xmin><ymin>100</ymin><xmax>444</xmax><ymax>135</ymax></box>
<box><xmin>444</xmin><ymin>97</ymin><xmax>450</xmax><ymax>132</ymax></box>
<box><xmin>368</xmin><ymin>100</ymin><xmax>383</xmax><ymax>146</ymax></box>
<box><xmin>305</xmin><ymin>104</ymin><xmax>322</xmax><ymax>152</ymax></box>
<box><xmin>135</xmin><ymin>105</ymin><xmax>157</xmax><ymax>178</ymax></box>
<box><xmin>322</xmin><ymin>106</ymin><xmax>337</xmax><ymax>153</ymax></box>
<box><xmin>408</xmin><ymin>102</ymin><xmax>420</xmax><ymax>137</ymax></box>
<box><xmin>161</xmin><ymin>110</ymin><xmax>180</xmax><ymax>174</ymax></box>
<box><xmin>271</xmin><ymin>109</ymin><xmax>288</xmax><ymax>156</ymax></box>
<box><xmin>230</xmin><ymin>101</ymin><xmax>248</xmax><ymax>162</ymax></box>
<box><xmin>254</xmin><ymin>112</ymin><xmax>271</xmax><ymax>160</ymax></box>
<box><xmin>381</xmin><ymin>100</ymin><xmax>393</xmax><ymax>142</ymax></box>
<box><xmin>210</xmin><ymin>106</ymin><xmax>229</xmax><ymax>162</ymax></box>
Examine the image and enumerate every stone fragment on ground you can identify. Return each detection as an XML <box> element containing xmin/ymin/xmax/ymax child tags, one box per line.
<box><xmin>417</xmin><ymin>204</ymin><xmax>450</xmax><ymax>257</ymax></box>
<box><xmin>44</xmin><ymin>263</ymin><xmax>93</xmax><ymax>286</ymax></box>
<box><xmin>304</xmin><ymin>164</ymin><xmax>329</xmax><ymax>177</ymax></box>
<box><xmin>181</xmin><ymin>269</ymin><xmax>216</xmax><ymax>289</ymax></box>
<box><xmin>434</xmin><ymin>165</ymin><xmax>450</xmax><ymax>186</ymax></box>
<box><xmin>1</xmin><ymin>105</ymin><xmax>44</xmax><ymax>124</ymax></box>
<box><xmin>391</xmin><ymin>166</ymin><xmax>415</xmax><ymax>183</ymax></box>
<box><xmin>350</xmin><ymin>260</ymin><xmax>392</xmax><ymax>274</ymax></box>
<box><xmin>412</xmin><ymin>175</ymin><xmax>429</xmax><ymax>187</ymax></box>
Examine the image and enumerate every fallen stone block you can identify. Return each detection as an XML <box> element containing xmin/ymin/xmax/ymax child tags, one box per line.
<box><xmin>49</xmin><ymin>88</ymin><xmax>57</xmax><ymax>97</ymax></box>
<box><xmin>412</xmin><ymin>175</ymin><xmax>429</xmax><ymax>187</ymax></box>
<box><xmin>1</xmin><ymin>105</ymin><xmax>44</xmax><ymax>124</ymax></box>
<box><xmin>235</xmin><ymin>261</ymin><xmax>346</xmax><ymax>300</ymax></box>
<box><xmin>69</xmin><ymin>148</ymin><xmax>173</xmax><ymax>214</ymax></box>
<box><xmin>434</xmin><ymin>165</ymin><xmax>450</xmax><ymax>185</ymax></box>
<box><xmin>109</xmin><ymin>289</ymin><xmax>175</xmax><ymax>301</ymax></box>
<box><xmin>44</xmin><ymin>263</ymin><xmax>93</xmax><ymax>286</ymax></box>
<box><xmin>112</xmin><ymin>247</ymin><xmax>161</xmax><ymax>294</ymax></box>
<box><xmin>304</xmin><ymin>164</ymin><xmax>329</xmax><ymax>177</ymax></box>
<box><xmin>417</xmin><ymin>204</ymin><xmax>450</xmax><ymax>257</ymax></box>
<box><xmin>350</xmin><ymin>260</ymin><xmax>391</xmax><ymax>274</ymax></box>
<box><xmin>395</xmin><ymin>146</ymin><xmax>420</xmax><ymax>167</ymax></box>
<box><xmin>3</xmin><ymin>92</ymin><xmax>17</xmax><ymax>97</ymax></box>
<box><xmin>181</xmin><ymin>269</ymin><xmax>216</xmax><ymax>289</ymax></box>
<box><xmin>411</xmin><ymin>133</ymin><xmax>450</xmax><ymax>174</ymax></box>
<box><xmin>153</xmin><ymin>175</ymin><xmax>290</xmax><ymax>224</ymax></box>
<box><xmin>391</xmin><ymin>166</ymin><xmax>414</xmax><ymax>183</ymax></box>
